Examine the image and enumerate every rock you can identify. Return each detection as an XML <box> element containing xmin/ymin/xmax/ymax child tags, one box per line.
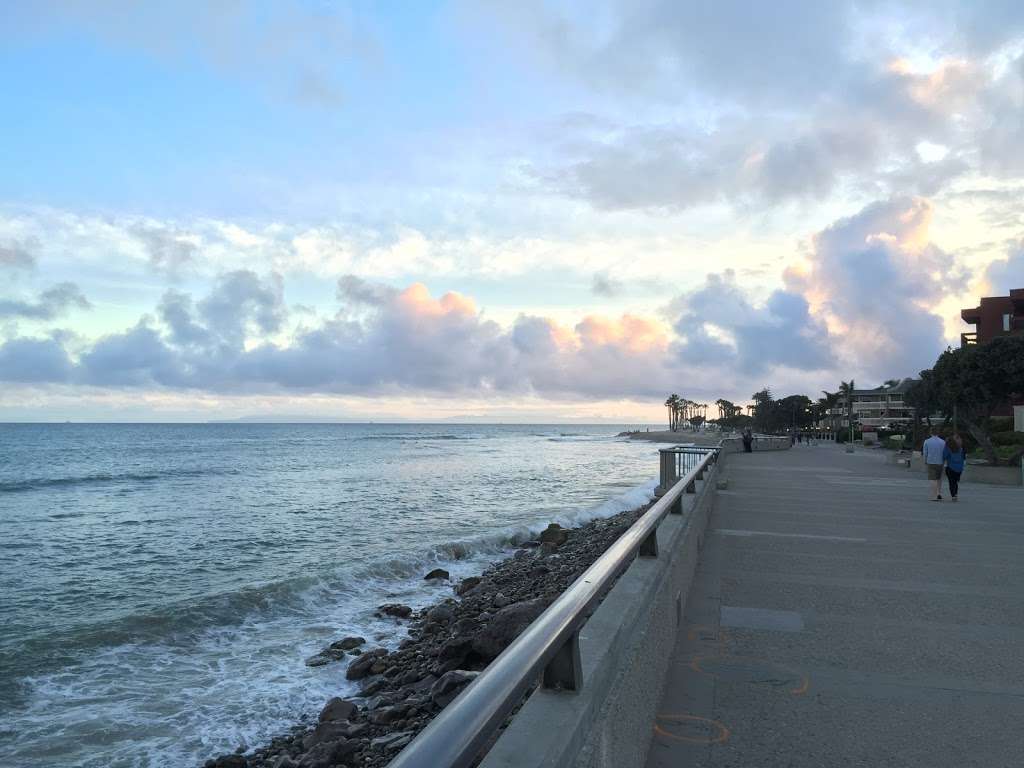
<box><xmin>539</xmin><ymin>523</ymin><xmax>568</xmax><ymax>546</ymax></box>
<box><xmin>206</xmin><ymin>757</ymin><xmax>247</xmax><ymax>768</ymax></box>
<box><xmin>270</xmin><ymin>756</ymin><xmax>298</xmax><ymax>768</ymax></box>
<box><xmin>298</xmin><ymin>738</ymin><xmax>357</xmax><ymax>768</ymax></box>
<box><xmin>303</xmin><ymin>720</ymin><xmax>350</xmax><ymax>750</ymax></box>
<box><xmin>472</xmin><ymin>598</ymin><xmax>549</xmax><ymax>660</ymax></box>
<box><xmin>318</xmin><ymin>698</ymin><xmax>357</xmax><ymax>723</ymax></box>
<box><xmin>304</xmin><ymin>653</ymin><xmax>332</xmax><ymax>668</ymax></box>
<box><xmin>403</xmin><ymin>673</ymin><xmax>438</xmax><ymax>694</ymax></box>
<box><xmin>426</xmin><ymin>603</ymin><xmax>455</xmax><ymax>624</ymax></box>
<box><xmin>424</xmin><ymin>568</ymin><xmax>450</xmax><ymax>580</ymax></box>
<box><xmin>364</xmin><ymin>694</ymin><xmax>394</xmax><ymax>711</ymax></box>
<box><xmin>430</xmin><ymin>669</ymin><xmax>479</xmax><ymax>707</ymax></box>
<box><xmin>378</xmin><ymin>604</ymin><xmax>413</xmax><ymax>619</ymax></box>
<box><xmin>369</xmin><ymin>704</ymin><xmax>409</xmax><ymax>725</ymax></box>
<box><xmin>539</xmin><ymin>542</ymin><xmax>559</xmax><ymax>556</ymax></box>
<box><xmin>329</xmin><ymin>636</ymin><xmax>365</xmax><ymax>652</ymax></box>
<box><xmin>455</xmin><ymin>576</ymin><xmax>481</xmax><ymax>596</ymax></box>
<box><xmin>345</xmin><ymin>648</ymin><xmax>387</xmax><ymax>681</ymax></box>
<box><xmin>492</xmin><ymin>592</ymin><xmax>511</xmax><ymax>609</ymax></box>
<box><xmin>520</xmin><ymin>540</ymin><xmax>542</xmax><ymax>548</ymax></box>
<box><xmin>371</xmin><ymin>731</ymin><xmax>414</xmax><ymax>751</ymax></box>
<box><xmin>360</xmin><ymin>678</ymin><xmax>386</xmax><ymax>696</ymax></box>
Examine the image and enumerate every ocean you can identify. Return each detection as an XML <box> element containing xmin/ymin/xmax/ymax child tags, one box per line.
<box><xmin>0</xmin><ymin>423</ymin><xmax>662</xmax><ymax>767</ymax></box>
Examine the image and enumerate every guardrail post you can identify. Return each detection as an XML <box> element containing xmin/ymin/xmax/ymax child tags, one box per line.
<box><xmin>639</xmin><ymin>527</ymin><xmax>658</xmax><ymax>557</ymax></box>
<box><xmin>685</xmin><ymin>478</ymin><xmax>696</xmax><ymax>493</ymax></box>
<box><xmin>542</xmin><ymin>630</ymin><xmax>582</xmax><ymax>691</ymax></box>
<box><xmin>670</xmin><ymin>494</ymin><xmax>683</xmax><ymax>514</ymax></box>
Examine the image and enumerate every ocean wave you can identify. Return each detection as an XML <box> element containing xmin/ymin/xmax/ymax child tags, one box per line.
<box><xmin>0</xmin><ymin>467</ymin><xmax>242</xmax><ymax>493</ymax></box>
<box><xmin>7</xmin><ymin>475</ymin><xmax>658</xmax><ymax>670</ymax></box>
<box><xmin>355</xmin><ymin>433</ymin><xmax>490</xmax><ymax>442</ymax></box>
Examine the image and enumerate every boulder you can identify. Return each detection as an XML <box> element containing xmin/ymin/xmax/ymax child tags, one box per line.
<box><xmin>438</xmin><ymin>636</ymin><xmax>474</xmax><ymax>664</ymax></box>
<box><xmin>302</xmin><ymin>721</ymin><xmax>350</xmax><ymax>750</ymax></box>
<box><xmin>472</xmin><ymin>598</ymin><xmax>549</xmax><ymax>660</ymax></box>
<box><xmin>455</xmin><ymin>576</ymin><xmax>481</xmax><ymax>596</ymax></box>
<box><xmin>297</xmin><ymin>738</ymin><xmax>357</xmax><ymax>768</ymax></box>
<box><xmin>492</xmin><ymin>592</ymin><xmax>511</xmax><ymax>609</ymax></box>
<box><xmin>424</xmin><ymin>568</ymin><xmax>450</xmax><ymax>580</ymax></box>
<box><xmin>539</xmin><ymin>523</ymin><xmax>568</xmax><ymax>546</ymax></box>
<box><xmin>369</xmin><ymin>703</ymin><xmax>409</xmax><ymax>725</ymax></box>
<box><xmin>345</xmin><ymin>648</ymin><xmax>387</xmax><ymax>681</ymax></box>
<box><xmin>378</xmin><ymin>604</ymin><xmax>413</xmax><ymax>619</ymax></box>
<box><xmin>318</xmin><ymin>697</ymin><xmax>357</xmax><ymax>723</ymax></box>
<box><xmin>205</xmin><ymin>757</ymin><xmax>247</xmax><ymax>768</ymax></box>
<box><xmin>430</xmin><ymin>669</ymin><xmax>480</xmax><ymax>707</ymax></box>
<box><xmin>329</xmin><ymin>636</ymin><xmax>365</xmax><ymax>652</ymax></box>
<box><xmin>426</xmin><ymin>603</ymin><xmax>455</xmax><ymax>624</ymax></box>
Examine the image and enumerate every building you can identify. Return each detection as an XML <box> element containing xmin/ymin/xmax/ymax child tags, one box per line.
<box><xmin>961</xmin><ymin>288</ymin><xmax>1024</xmax><ymax>346</ymax></box>
<box><xmin>961</xmin><ymin>288</ymin><xmax>1024</xmax><ymax>424</ymax></box>
<box><xmin>836</xmin><ymin>379</ymin><xmax>916</xmax><ymax>430</ymax></box>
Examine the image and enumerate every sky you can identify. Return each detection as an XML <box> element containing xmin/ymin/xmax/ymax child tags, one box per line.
<box><xmin>1</xmin><ymin>0</ymin><xmax>1023</xmax><ymax>422</ymax></box>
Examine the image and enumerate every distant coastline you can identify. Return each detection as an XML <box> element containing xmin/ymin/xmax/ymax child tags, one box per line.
<box><xmin>617</xmin><ymin>429</ymin><xmax>729</xmax><ymax>445</ymax></box>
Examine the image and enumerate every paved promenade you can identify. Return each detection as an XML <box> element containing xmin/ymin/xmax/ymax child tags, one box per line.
<box><xmin>645</xmin><ymin>444</ymin><xmax>1024</xmax><ymax>768</ymax></box>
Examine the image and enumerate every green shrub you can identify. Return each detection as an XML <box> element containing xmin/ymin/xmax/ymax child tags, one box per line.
<box><xmin>988</xmin><ymin>417</ymin><xmax>1015</xmax><ymax>433</ymax></box>
<box><xmin>991</xmin><ymin>430</ymin><xmax>1024</xmax><ymax>447</ymax></box>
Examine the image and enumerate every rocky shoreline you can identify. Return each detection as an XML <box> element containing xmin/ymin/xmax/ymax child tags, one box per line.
<box><xmin>203</xmin><ymin>502</ymin><xmax>652</xmax><ymax>768</ymax></box>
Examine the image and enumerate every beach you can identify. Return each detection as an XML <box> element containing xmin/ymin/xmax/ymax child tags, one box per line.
<box><xmin>618</xmin><ymin>429</ymin><xmax>730</xmax><ymax>445</ymax></box>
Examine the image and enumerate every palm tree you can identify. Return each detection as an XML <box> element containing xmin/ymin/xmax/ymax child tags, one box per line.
<box><xmin>819</xmin><ymin>390</ymin><xmax>840</xmax><ymax>434</ymax></box>
<box><xmin>839</xmin><ymin>380</ymin><xmax>856</xmax><ymax>443</ymax></box>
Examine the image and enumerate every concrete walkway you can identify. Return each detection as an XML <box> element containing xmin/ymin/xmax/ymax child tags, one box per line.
<box><xmin>645</xmin><ymin>444</ymin><xmax>1024</xmax><ymax>768</ymax></box>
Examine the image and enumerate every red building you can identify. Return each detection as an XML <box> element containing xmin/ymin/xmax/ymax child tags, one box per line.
<box><xmin>961</xmin><ymin>288</ymin><xmax>1024</xmax><ymax>427</ymax></box>
<box><xmin>961</xmin><ymin>288</ymin><xmax>1024</xmax><ymax>346</ymax></box>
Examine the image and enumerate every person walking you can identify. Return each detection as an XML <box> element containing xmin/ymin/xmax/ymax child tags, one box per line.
<box><xmin>742</xmin><ymin>428</ymin><xmax>753</xmax><ymax>453</ymax></box>
<box><xmin>943</xmin><ymin>434</ymin><xmax>966</xmax><ymax>502</ymax></box>
<box><xmin>922</xmin><ymin>428</ymin><xmax>946</xmax><ymax>501</ymax></box>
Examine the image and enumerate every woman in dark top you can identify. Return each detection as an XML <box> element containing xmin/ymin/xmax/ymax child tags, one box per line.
<box><xmin>943</xmin><ymin>434</ymin><xmax>966</xmax><ymax>502</ymax></box>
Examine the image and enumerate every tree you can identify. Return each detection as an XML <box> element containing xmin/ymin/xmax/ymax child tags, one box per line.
<box><xmin>839</xmin><ymin>380</ymin><xmax>856</xmax><ymax>442</ymax></box>
<box><xmin>818</xmin><ymin>390</ymin><xmax>840</xmax><ymax>433</ymax></box>
<box><xmin>665</xmin><ymin>394</ymin><xmax>681</xmax><ymax>431</ymax></box>
<box><xmin>930</xmin><ymin>336</ymin><xmax>1024</xmax><ymax>464</ymax></box>
<box><xmin>750</xmin><ymin>388</ymin><xmax>774</xmax><ymax>433</ymax></box>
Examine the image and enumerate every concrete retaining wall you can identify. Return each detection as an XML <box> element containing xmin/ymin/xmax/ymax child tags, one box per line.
<box><xmin>479</xmin><ymin>439</ymin><xmax>790</xmax><ymax>768</ymax></box>
<box><xmin>897</xmin><ymin>452</ymin><xmax>1022</xmax><ymax>486</ymax></box>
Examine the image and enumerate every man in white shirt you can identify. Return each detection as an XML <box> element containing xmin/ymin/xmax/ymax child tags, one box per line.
<box><xmin>922</xmin><ymin>428</ymin><xmax>947</xmax><ymax>501</ymax></box>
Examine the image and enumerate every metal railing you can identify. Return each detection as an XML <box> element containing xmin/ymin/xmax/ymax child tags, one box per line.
<box><xmin>657</xmin><ymin>446</ymin><xmax>718</xmax><ymax>495</ymax></box>
<box><xmin>386</xmin><ymin>446</ymin><xmax>720</xmax><ymax>768</ymax></box>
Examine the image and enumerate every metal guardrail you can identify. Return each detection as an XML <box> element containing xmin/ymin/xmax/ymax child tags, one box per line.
<box><xmin>386</xmin><ymin>446</ymin><xmax>721</xmax><ymax>768</ymax></box>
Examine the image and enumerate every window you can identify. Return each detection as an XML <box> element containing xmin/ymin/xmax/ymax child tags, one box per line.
<box><xmin>1004</xmin><ymin>313</ymin><xmax>1012</xmax><ymax>332</ymax></box>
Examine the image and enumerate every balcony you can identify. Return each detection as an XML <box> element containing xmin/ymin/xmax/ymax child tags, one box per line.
<box><xmin>961</xmin><ymin>332</ymin><xmax>977</xmax><ymax>347</ymax></box>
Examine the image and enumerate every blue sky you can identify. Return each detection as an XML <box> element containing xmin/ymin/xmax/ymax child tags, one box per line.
<box><xmin>1</xmin><ymin>1</ymin><xmax>1023</xmax><ymax>421</ymax></box>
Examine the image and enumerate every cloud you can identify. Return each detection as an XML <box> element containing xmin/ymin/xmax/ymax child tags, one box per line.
<box><xmin>131</xmin><ymin>223</ymin><xmax>198</xmax><ymax>277</ymax></box>
<box><xmin>0</xmin><ymin>240</ymin><xmax>37</xmax><ymax>270</ymax></box>
<box><xmin>590</xmin><ymin>272</ymin><xmax>621</xmax><ymax>297</ymax></box>
<box><xmin>669</xmin><ymin>271</ymin><xmax>835</xmax><ymax>375</ymax></box>
<box><xmin>785</xmin><ymin>196</ymin><xmax>962</xmax><ymax>378</ymax></box>
<box><xmin>984</xmin><ymin>241</ymin><xmax>1024</xmax><ymax>293</ymax></box>
<box><xmin>0</xmin><ymin>199</ymin><xmax>975</xmax><ymax>401</ymax></box>
<box><xmin>0</xmin><ymin>282</ymin><xmax>91</xmax><ymax>320</ymax></box>
<box><xmin>0</xmin><ymin>336</ymin><xmax>74</xmax><ymax>382</ymax></box>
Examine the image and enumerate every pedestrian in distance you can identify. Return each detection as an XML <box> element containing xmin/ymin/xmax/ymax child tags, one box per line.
<box><xmin>943</xmin><ymin>434</ymin><xmax>966</xmax><ymax>502</ymax></box>
<box><xmin>922</xmin><ymin>427</ymin><xmax>946</xmax><ymax>501</ymax></box>
<box><xmin>742</xmin><ymin>428</ymin><xmax>753</xmax><ymax>453</ymax></box>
